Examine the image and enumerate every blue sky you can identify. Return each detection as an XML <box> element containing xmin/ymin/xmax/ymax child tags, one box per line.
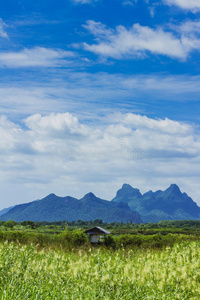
<box><xmin>0</xmin><ymin>0</ymin><xmax>200</xmax><ymax>209</ymax></box>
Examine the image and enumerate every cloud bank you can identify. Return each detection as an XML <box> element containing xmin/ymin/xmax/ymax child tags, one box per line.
<box><xmin>82</xmin><ymin>20</ymin><xmax>200</xmax><ymax>60</ymax></box>
<box><xmin>0</xmin><ymin>47</ymin><xmax>75</xmax><ymax>68</ymax></box>
<box><xmin>1</xmin><ymin>112</ymin><xmax>200</xmax><ymax>207</ymax></box>
<box><xmin>1</xmin><ymin>72</ymin><xmax>200</xmax><ymax>123</ymax></box>
<box><xmin>164</xmin><ymin>0</ymin><xmax>200</xmax><ymax>11</ymax></box>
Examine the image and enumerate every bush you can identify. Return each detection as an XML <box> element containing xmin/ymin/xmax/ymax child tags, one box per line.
<box><xmin>104</xmin><ymin>235</ymin><xmax>116</xmax><ymax>248</ymax></box>
<box><xmin>60</xmin><ymin>229</ymin><xmax>89</xmax><ymax>248</ymax></box>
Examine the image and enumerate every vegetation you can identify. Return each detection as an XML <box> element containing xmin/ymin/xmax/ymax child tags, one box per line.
<box><xmin>0</xmin><ymin>219</ymin><xmax>200</xmax><ymax>250</ymax></box>
<box><xmin>0</xmin><ymin>219</ymin><xmax>200</xmax><ymax>298</ymax></box>
<box><xmin>3</xmin><ymin>218</ymin><xmax>200</xmax><ymax>229</ymax></box>
<box><xmin>0</xmin><ymin>241</ymin><xmax>200</xmax><ymax>299</ymax></box>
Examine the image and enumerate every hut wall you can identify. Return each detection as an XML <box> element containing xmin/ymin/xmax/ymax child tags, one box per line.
<box><xmin>90</xmin><ymin>235</ymin><xmax>99</xmax><ymax>243</ymax></box>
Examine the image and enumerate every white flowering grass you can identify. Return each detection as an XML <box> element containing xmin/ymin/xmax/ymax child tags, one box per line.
<box><xmin>0</xmin><ymin>241</ymin><xmax>200</xmax><ymax>299</ymax></box>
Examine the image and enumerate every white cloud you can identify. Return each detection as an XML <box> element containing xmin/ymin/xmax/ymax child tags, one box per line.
<box><xmin>0</xmin><ymin>112</ymin><xmax>200</xmax><ymax>208</ymax></box>
<box><xmin>177</xmin><ymin>20</ymin><xmax>200</xmax><ymax>34</ymax></box>
<box><xmin>171</xmin><ymin>20</ymin><xmax>200</xmax><ymax>48</ymax></box>
<box><xmin>73</xmin><ymin>0</ymin><xmax>98</xmax><ymax>4</ymax></box>
<box><xmin>0</xmin><ymin>18</ymin><xmax>8</xmax><ymax>39</ymax></box>
<box><xmin>82</xmin><ymin>20</ymin><xmax>200</xmax><ymax>60</ymax></box>
<box><xmin>0</xmin><ymin>47</ymin><xmax>75</xmax><ymax>68</ymax></box>
<box><xmin>121</xmin><ymin>74</ymin><xmax>200</xmax><ymax>96</ymax></box>
<box><xmin>25</xmin><ymin>112</ymin><xmax>90</xmax><ymax>137</ymax></box>
<box><xmin>164</xmin><ymin>0</ymin><xmax>200</xmax><ymax>11</ymax></box>
<box><xmin>122</xmin><ymin>114</ymin><xmax>192</xmax><ymax>135</ymax></box>
<box><xmin>170</xmin><ymin>20</ymin><xmax>200</xmax><ymax>54</ymax></box>
<box><xmin>122</xmin><ymin>0</ymin><xmax>137</xmax><ymax>6</ymax></box>
<box><xmin>1</xmin><ymin>72</ymin><xmax>200</xmax><ymax>124</ymax></box>
<box><xmin>1</xmin><ymin>112</ymin><xmax>199</xmax><ymax>158</ymax></box>
<box><xmin>0</xmin><ymin>116</ymin><xmax>21</xmax><ymax>152</ymax></box>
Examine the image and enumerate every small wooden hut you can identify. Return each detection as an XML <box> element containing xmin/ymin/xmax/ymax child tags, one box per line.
<box><xmin>84</xmin><ymin>226</ymin><xmax>111</xmax><ymax>244</ymax></box>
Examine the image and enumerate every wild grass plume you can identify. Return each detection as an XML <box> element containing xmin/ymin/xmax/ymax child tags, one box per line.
<box><xmin>0</xmin><ymin>241</ymin><xmax>200</xmax><ymax>299</ymax></box>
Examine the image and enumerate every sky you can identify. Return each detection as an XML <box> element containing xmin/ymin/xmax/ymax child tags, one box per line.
<box><xmin>0</xmin><ymin>0</ymin><xmax>200</xmax><ymax>210</ymax></box>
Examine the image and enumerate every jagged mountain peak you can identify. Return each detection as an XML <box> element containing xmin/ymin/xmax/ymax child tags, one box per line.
<box><xmin>82</xmin><ymin>192</ymin><xmax>97</xmax><ymax>199</ymax></box>
<box><xmin>45</xmin><ymin>193</ymin><xmax>57</xmax><ymax>199</ymax></box>
<box><xmin>0</xmin><ymin>189</ymin><xmax>141</xmax><ymax>223</ymax></box>
<box><xmin>122</xmin><ymin>183</ymin><xmax>134</xmax><ymax>190</ymax></box>
<box><xmin>112</xmin><ymin>183</ymin><xmax>200</xmax><ymax>222</ymax></box>
<box><xmin>112</xmin><ymin>183</ymin><xmax>142</xmax><ymax>203</ymax></box>
<box><xmin>0</xmin><ymin>183</ymin><xmax>199</xmax><ymax>223</ymax></box>
<box><xmin>120</xmin><ymin>183</ymin><xmax>141</xmax><ymax>196</ymax></box>
<box><xmin>169</xmin><ymin>183</ymin><xmax>180</xmax><ymax>190</ymax></box>
<box><xmin>80</xmin><ymin>192</ymin><xmax>107</xmax><ymax>205</ymax></box>
<box><xmin>165</xmin><ymin>184</ymin><xmax>182</xmax><ymax>196</ymax></box>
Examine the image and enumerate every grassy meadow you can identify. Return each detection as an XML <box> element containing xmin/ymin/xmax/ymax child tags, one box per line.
<box><xmin>0</xmin><ymin>240</ymin><xmax>200</xmax><ymax>299</ymax></box>
<box><xmin>1</xmin><ymin>221</ymin><xmax>200</xmax><ymax>299</ymax></box>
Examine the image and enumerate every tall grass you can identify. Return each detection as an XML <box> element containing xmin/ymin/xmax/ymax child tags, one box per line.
<box><xmin>0</xmin><ymin>241</ymin><xmax>200</xmax><ymax>299</ymax></box>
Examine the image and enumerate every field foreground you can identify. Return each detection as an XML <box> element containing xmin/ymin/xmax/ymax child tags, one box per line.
<box><xmin>0</xmin><ymin>241</ymin><xmax>200</xmax><ymax>299</ymax></box>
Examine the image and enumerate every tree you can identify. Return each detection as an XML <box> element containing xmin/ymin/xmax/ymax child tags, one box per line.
<box><xmin>4</xmin><ymin>220</ymin><xmax>16</xmax><ymax>229</ymax></box>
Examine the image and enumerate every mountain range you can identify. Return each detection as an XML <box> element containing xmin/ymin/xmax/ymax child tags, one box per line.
<box><xmin>112</xmin><ymin>184</ymin><xmax>200</xmax><ymax>223</ymax></box>
<box><xmin>0</xmin><ymin>192</ymin><xmax>141</xmax><ymax>223</ymax></box>
<box><xmin>0</xmin><ymin>184</ymin><xmax>199</xmax><ymax>223</ymax></box>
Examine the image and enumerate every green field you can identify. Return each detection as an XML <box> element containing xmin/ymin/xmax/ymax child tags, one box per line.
<box><xmin>0</xmin><ymin>220</ymin><xmax>200</xmax><ymax>299</ymax></box>
<box><xmin>0</xmin><ymin>241</ymin><xmax>200</xmax><ymax>299</ymax></box>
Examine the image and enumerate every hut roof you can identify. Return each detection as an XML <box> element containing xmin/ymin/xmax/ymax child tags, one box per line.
<box><xmin>84</xmin><ymin>226</ymin><xmax>111</xmax><ymax>235</ymax></box>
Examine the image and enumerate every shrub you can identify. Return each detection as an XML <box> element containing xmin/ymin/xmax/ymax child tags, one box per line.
<box><xmin>60</xmin><ymin>229</ymin><xmax>89</xmax><ymax>248</ymax></box>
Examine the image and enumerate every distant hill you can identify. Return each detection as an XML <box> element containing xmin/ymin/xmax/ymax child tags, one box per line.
<box><xmin>0</xmin><ymin>192</ymin><xmax>141</xmax><ymax>223</ymax></box>
<box><xmin>0</xmin><ymin>205</ymin><xmax>16</xmax><ymax>216</ymax></box>
<box><xmin>1</xmin><ymin>184</ymin><xmax>199</xmax><ymax>223</ymax></box>
<box><xmin>112</xmin><ymin>184</ymin><xmax>200</xmax><ymax>222</ymax></box>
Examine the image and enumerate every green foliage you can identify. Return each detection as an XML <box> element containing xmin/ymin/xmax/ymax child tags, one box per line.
<box><xmin>4</xmin><ymin>220</ymin><xmax>16</xmax><ymax>229</ymax></box>
<box><xmin>104</xmin><ymin>235</ymin><xmax>116</xmax><ymax>248</ymax></box>
<box><xmin>0</xmin><ymin>227</ymin><xmax>198</xmax><ymax>251</ymax></box>
<box><xmin>1</xmin><ymin>219</ymin><xmax>200</xmax><ymax>252</ymax></box>
<box><xmin>114</xmin><ymin>233</ymin><xmax>199</xmax><ymax>249</ymax></box>
<box><xmin>0</xmin><ymin>230</ymin><xmax>49</xmax><ymax>246</ymax></box>
<box><xmin>0</xmin><ymin>241</ymin><xmax>200</xmax><ymax>299</ymax></box>
<box><xmin>59</xmin><ymin>229</ymin><xmax>89</xmax><ymax>248</ymax></box>
<box><xmin>21</xmin><ymin>220</ymin><xmax>39</xmax><ymax>229</ymax></box>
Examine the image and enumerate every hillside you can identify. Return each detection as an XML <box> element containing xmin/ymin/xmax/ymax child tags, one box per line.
<box><xmin>1</xmin><ymin>184</ymin><xmax>199</xmax><ymax>223</ymax></box>
<box><xmin>112</xmin><ymin>184</ymin><xmax>200</xmax><ymax>222</ymax></box>
<box><xmin>0</xmin><ymin>205</ymin><xmax>16</xmax><ymax>216</ymax></box>
<box><xmin>0</xmin><ymin>192</ymin><xmax>141</xmax><ymax>223</ymax></box>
